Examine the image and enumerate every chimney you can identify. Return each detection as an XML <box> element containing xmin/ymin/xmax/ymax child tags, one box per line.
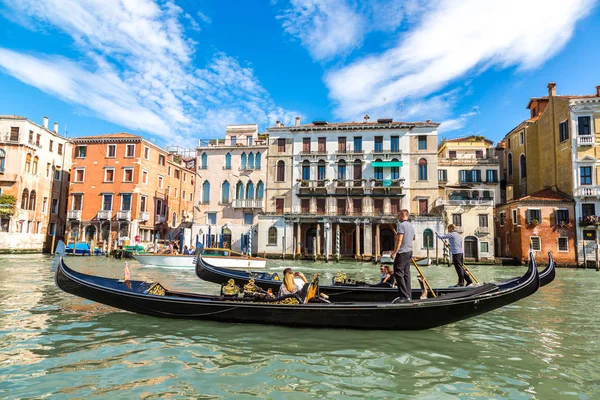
<box><xmin>43</xmin><ymin>116</ymin><xmax>48</xmax><ymax>129</ymax></box>
<box><xmin>295</xmin><ymin>116</ymin><xmax>301</xmax><ymax>127</ymax></box>
<box><xmin>596</xmin><ymin>85</ymin><xmax>600</xmax><ymax>97</ymax></box>
<box><xmin>547</xmin><ymin>82</ymin><xmax>556</xmax><ymax>96</ymax></box>
<box><xmin>276</xmin><ymin>120</ymin><xmax>282</xmax><ymax>128</ymax></box>
<box><xmin>53</xmin><ymin>122</ymin><xmax>59</xmax><ymax>134</ymax></box>
<box><xmin>364</xmin><ymin>114</ymin><xmax>370</xmax><ymax>123</ymax></box>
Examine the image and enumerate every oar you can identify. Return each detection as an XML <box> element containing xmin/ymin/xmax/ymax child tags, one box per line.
<box><xmin>411</xmin><ymin>258</ymin><xmax>436</xmax><ymax>298</ymax></box>
<box><xmin>441</xmin><ymin>240</ymin><xmax>480</xmax><ymax>284</ymax></box>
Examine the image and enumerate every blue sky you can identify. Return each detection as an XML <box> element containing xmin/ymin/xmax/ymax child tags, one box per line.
<box><xmin>0</xmin><ymin>0</ymin><xmax>599</xmax><ymax>148</ymax></box>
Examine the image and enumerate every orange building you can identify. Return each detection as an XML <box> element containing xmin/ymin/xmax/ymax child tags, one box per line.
<box><xmin>67</xmin><ymin>133</ymin><xmax>196</xmax><ymax>251</ymax></box>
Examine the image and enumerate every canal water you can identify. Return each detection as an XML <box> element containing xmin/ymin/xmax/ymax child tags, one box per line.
<box><xmin>0</xmin><ymin>254</ymin><xmax>599</xmax><ymax>399</ymax></box>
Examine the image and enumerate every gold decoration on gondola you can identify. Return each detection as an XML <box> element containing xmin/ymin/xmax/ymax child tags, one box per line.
<box><xmin>279</xmin><ymin>297</ymin><xmax>300</xmax><ymax>305</ymax></box>
<box><xmin>146</xmin><ymin>282</ymin><xmax>166</xmax><ymax>296</ymax></box>
<box><xmin>334</xmin><ymin>271</ymin><xmax>348</xmax><ymax>283</ymax></box>
<box><xmin>244</xmin><ymin>278</ymin><xmax>267</xmax><ymax>294</ymax></box>
<box><xmin>221</xmin><ymin>279</ymin><xmax>241</xmax><ymax>296</ymax></box>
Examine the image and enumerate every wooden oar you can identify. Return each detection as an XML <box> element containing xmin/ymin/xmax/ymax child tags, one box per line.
<box><xmin>411</xmin><ymin>258</ymin><xmax>436</xmax><ymax>298</ymax></box>
<box><xmin>441</xmin><ymin>240</ymin><xmax>480</xmax><ymax>284</ymax></box>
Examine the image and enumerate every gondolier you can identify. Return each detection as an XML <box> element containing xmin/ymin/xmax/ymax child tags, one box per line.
<box><xmin>436</xmin><ymin>225</ymin><xmax>473</xmax><ymax>287</ymax></box>
<box><xmin>392</xmin><ymin>209</ymin><xmax>415</xmax><ymax>302</ymax></box>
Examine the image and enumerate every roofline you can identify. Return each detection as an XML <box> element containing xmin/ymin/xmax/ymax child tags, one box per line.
<box><xmin>0</xmin><ymin>115</ymin><xmax>69</xmax><ymax>140</ymax></box>
<box><xmin>268</xmin><ymin>122</ymin><xmax>440</xmax><ymax>132</ymax></box>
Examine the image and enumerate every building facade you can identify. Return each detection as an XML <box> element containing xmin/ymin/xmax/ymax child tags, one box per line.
<box><xmin>257</xmin><ymin>117</ymin><xmax>442</xmax><ymax>260</ymax></box>
<box><xmin>0</xmin><ymin>115</ymin><xmax>71</xmax><ymax>252</ymax></box>
<box><xmin>192</xmin><ymin>124</ymin><xmax>268</xmax><ymax>254</ymax></box>
<box><xmin>436</xmin><ymin>136</ymin><xmax>500</xmax><ymax>261</ymax></box>
<box><xmin>67</xmin><ymin>133</ymin><xmax>196</xmax><ymax>252</ymax></box>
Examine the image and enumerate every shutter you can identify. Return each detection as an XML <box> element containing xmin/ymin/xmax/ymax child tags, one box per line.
<box><xmin>525</xmin><ymin>210</ymin><xmax>530</xmax><ymax>224</ymax></box>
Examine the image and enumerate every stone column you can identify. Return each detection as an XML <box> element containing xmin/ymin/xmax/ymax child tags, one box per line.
<box><xmin>355</xmin><ymin>223</ymin><xmax>360</xmax><ymax>258</ymax></box>
<box><xmin>296</xmin><ymin>222</ymin><xmax>301</xmax><ymax>256</ymax></box>
<box><xmin>364</xmin><ymin>222</ymin><xmax>372</xmax><ymax>260</ymax></box>
<box><xmin>375</xmin><ymin>223</ymin><xmax>381</xmax><ymax>260</ymax></box>
<box><xmin>316</xmin><ymin>223</ymin><xmax>321</xmax><ymax>255</ymax></box>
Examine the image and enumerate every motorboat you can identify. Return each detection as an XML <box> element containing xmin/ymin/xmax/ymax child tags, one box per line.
<box><xmin>133</xmin><ymin>248</ymin><xmax>267</xmax><ymax>269</ymax></box>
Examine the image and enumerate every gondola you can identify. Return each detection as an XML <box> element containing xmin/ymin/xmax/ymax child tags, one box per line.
<box><xmin>54</xmin><ymin>243</ymin><xmax>540</xmax><ymax>330</ymax></box>
<box><xmin>196</xmin><ymin>252</ymin><xmax>555</xmax><ymax>302</ymax></box>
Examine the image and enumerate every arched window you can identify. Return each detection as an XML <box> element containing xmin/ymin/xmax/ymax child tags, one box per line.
<box><xmin>256</xmin><ymin>181</ymin><xmax>264</xmax><ymax>199</ymax></box>
<box><xmin>222</xmin><ymin>180</ymin><xmax>230</xmax><ymax>203</ymax></box>
<box><xmin>29</xmin><ymin>190</ymin><xmax>36</xmax><ymax>210</ymax></box>
<box><xmin>225</xmin><ymin>153</ymin><xmax>231</xmax><ymax>170</ymax></box>
<box><xmin>236</xmin><ymin>181</ymin><xmax>244</xmax><ymax>200</ymax></box>
<box><xmin>201</xmin><ymin>153</ymin><xmax>208</xmax><ymax>169</ymax></box>
<box><xmin>32</xmin><ymin>156</ymin><xmax>39</xmax><ymax>175</ymax></box>
<box><xmin>202</xmin><ymin>181</ymin><xmax>210</xmax><ymax>204</ymax></box>
<box><xmin>353</xmin><ymin>159</ymin><xmax>362</xmax><ymax>180</ymax></box>
<box><xmin>246</xmin><ymin>181</ymin><xmax>255</xmax><ymax>199</ymax></box>
<box><xmin>317</xmin><ymin>160</ymin><xmax>326</xmax><ymax>180</ymax></box>
<box><xmin>374</xmin><ymin>159</ymin><xmax>383</xmax><ymax>180</ymax></box>
<box><xmin>25</xmin><ymin>153</ymin><xmax>32</xmax><ymax>173</ymax></box>
<box><xmin>302</xmin><ymin>160</ymin><xmax>311</xmax><ymax>180</ymax></box>
<box><xmin>276</xmin><ymin>160</ymin><xmax>285</xmax><ymax>182</ymax></box>
<box><xmin>255</xmin><ymin>152</ymin><xmax>262</xmax><ymax>170</ymax></box>
<box><xmin>418</xmin><ymin>158</ymin><xmax>428</xmax><ymax>181</ymax></box>
<box><xmin>268</xmin><ymin>226</ymin><xmax>277</xmax><ymax>245</ymax></box>
<box><xmin>172</xmin><ymin>212</ymin><xmax>177</xmax><ymax>228</ymax></box>
<box><xmin>241</xmin><ymin>152</ymin><xmax>247</xmax><ymax>170</ymax></box>
<box><xmin>21</xmin><ymin>189</ymin><xmax>29</xmax><ymax>209</ymax></box>
<box><xmin>248</xmin><ymin>153</ymin><xmax>255</xmax><ymax>169</ymax></box>
<box><xmin>483</xmin><ymin>190</ymin><xmax>492</xmax><ymax>199</ymax></box>
<box><xmin>391</xmin><ymin>158</ymin><xmax>400</xmax><ymax>180</ymax></box>
<box><xmin>507</xmin><ymin>153</ymin><xmax>513</xmax><ymax>176</ymax></box>
<box><xmin>337</xmin><ymin>160</ymin><xmax>346</xmax><ymax>180</ymax></box>
<box><xmin>520</xmin><ymin>154</ymin><xmax>526</xmax><ymax>179</ymax></box>
<box><xmin>423</xmin><ymin>229</ymin><xmax>434</xmax><ymax>249</ymax></box>
<box><xmin>0</xmin><ymin>149</ymin><xmax>5</xmax><ymax>171</ymax></box>
<box><xmin>472</xmin><ymin>190</ymin><xmax>479</xmax><ymax>199</ymax></box>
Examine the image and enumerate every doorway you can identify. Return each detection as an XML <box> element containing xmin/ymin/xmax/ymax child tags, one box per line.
<box><xmin>464</xmin><ymin>236</ymin><xmax>478</xmax><ymax>259</ymax></box>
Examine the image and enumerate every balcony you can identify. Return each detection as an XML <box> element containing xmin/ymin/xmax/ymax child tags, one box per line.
<box><xmin>97</xmin><ymin>210</ymin><xmax>112</xmax><ymax>220</ymax></box>
<box><xmin>117</xmin><ymin>210</ymin><xmax>131</xmax><ymax>220</ymax></box>
<box><xmin>454</xmin><ymin>226</ymin><xmax>464</xmax><ymax>233</ymax></box>
<box><xmin>371</xmin><ymin>148</ymin><xmax>403</xmax><ymax>160</ymax></box>
<box><xmin>232</xmin><ymin>199</ymin><xmax>264</xmax><ymax>209</ymax></box>
<box><xmin>369</xmin><ymin>179</ymin><xmax>404</xmax><ymax>189</ymax></box>
<box><xmin>438</xmin><ymin>157</ymin><xmax>499</xmax><ymax>166</ymax></box>
<box><xmin>197</xmin><ymin>138</ymin><xmax>267</xmax><ymax>149</ymax></box>
<box><xmin>577</xmin><ymin>135</ymin><xmax>594</xmax><ymax>146</ymax></box>
<box><xmin>334</xmin><ymin>179</ymin><xmax>366</xmax><ymax>189</ymax></box>
<box><xmin>335</xmin><ymin>150</ymin><xmax>366</xmax><ymax>159</ymax></box>
<box><xmin>156</xmin><ymin>215</ymin><xmax>166</xmax><ymax>223</ymax></box>
<box><xmin>139</xmin><ymin>211</ymin><xmax>150</xmax><ymax>221</ymax></box>
<box><xmin>67</xmin><ymin>210</ymin><xmax>82</xmax><ymax>220</ymax></box>
<box><xmin>579</xmin><ymin>215</ymin><xmax>600</xmax><ymax>227</ymax></box>
<box><xmin>437</xmin><ymin>199</ymin><xmax>494</xmax><ymax>207</ymax></box>
<box><xmin>575</xmin><ymin>186</ymin><xmax>600</xmax><ymax>197</ymax></box>
<box><xmin>475</xmin><ymin>226</ymin><xmax>490</xmax><ymax>235</ymax></box>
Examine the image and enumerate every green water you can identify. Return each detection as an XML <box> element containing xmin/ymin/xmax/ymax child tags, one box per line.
<box><xmin>1</xmin><ymin>254</ymin><xmax>599</xmax><ymax>399</ymax></box>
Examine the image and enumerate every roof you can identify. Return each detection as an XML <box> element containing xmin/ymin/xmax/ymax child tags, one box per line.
<box><xmin>508</xmin><ymin>188</ymin><xmax>574</xmax><ymax>204</ymax></box>
<box><xmin>527</xmin><ymin>93</ymin><xmax>600</xmax><ymax>109</ymax></box>
<box><xmin>0</xmin><ymin>115</ymin><xmax>27</xmax><ymax>120</ymax></box>
<box><xmin>74</xmin><ymin>132</ymin><xmax>141</xmax><ymax>139</ymax></box>
<box><xmin>269</xmin><ymin>120</ymin><xmax>440</xmax><ymax>132</ymax></box>
<box><xmin>445</xmin><ymin>135</ymin><xmax>494</xmax><ymax>145</ymax></box>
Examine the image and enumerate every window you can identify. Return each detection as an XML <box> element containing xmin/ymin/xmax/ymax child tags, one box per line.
<box><xmin>172</xmin><ymin>212</ymin><xmax>177</xmax><ymax>228</ymax></box>
<box><xmin>255</xmin><ymin>153</ymin><xmax>262</xmax><ymax>169</ymax></box>
<box><xmin>29</xmin><ymin>130</ymin><xmax>33</xmax><ymax>142</ymax></box>
<box><xmin>168</xmin><ymin>166</ymin><xmax>172</xmax><ymax>176</ymax></box>
<box><xmin>107</xmin><ymin>144</ymin><xmax>116</xmax><ymax>158</ymax></box>
<box><xmin>318</xmin><ymin>137</ymin><xmax>326</xmax><ymax>152</ymax></box>
<box><xmin>353</xmin><ymin>159</ymin><xmax>362</xmax><ymax>180</ymax></box>
<box><xmin>247</xmin><ymin>136</ymin><xmax>253</xmax><ymax>146</ymax></box>
<box><xmin>123</xmin><ymin>168</ymin><xmax>134</xmax><ymax>182</ymax></box>
<box><xmin>580</xmin><ymin>166</ymin><xmax>592</xmax><ymax>185</ymax></box>
<box><xmin>374</xmin><ymin>199</ymin><xmax>384</xmax><ymax>215</ymax></box>
<box><xmin>354</xmin><ymin>137</ymin><xmax>362</xmax><ymax>152</ymax></box>
<box><xmin>72</xmin><ymin>194</ymin><xmax>83</xmax><ymax>210</ymax></box>
<box><xmin>58</xmin><ymin>143</ymin><xmax>63</xmax><ymax>155</ymax></box>
<box><xmin>29</xmin><ymin>190</ymin><xmax>36</xmax><ymax>210</ymax></box>
<box><xmin>438</xmin><ymin>169</ymin><xmax>448</xmax><ymax>182</ymax></box>
<box><xmin>338</xmin><ymin>137</ymin><xmax>347</xmax><ymax>152</ymax></box>
<box><xmin>475</xmin><ymin>150</ymin><xmax>483</xmax><ymax>159</ymax></box>
<box><xmin>25</xmin><ymin>153</ymin><xmax>31</xmax><ymax>173</ymax></box>
<box><xmin>480</xmin><ymin>242</ymin><xmax>489</xmax><ymax>253</ymax></box>
<box><xmin>507</xmin><ymin>153</ymin><xmax>513</xmax><ymax>176</ymax></box>
<box><xmin>423</xmin><ymin>229</ymin><xmax>433</xmax><ymax>249</ymax></box>
<box><xmin>499</xmin><ymin>211</ymin><xmax>506</xmax><ymax>226</ymax></box>
<box><xmin>556</xmin><ymin>209</ymin><xmax>569</xmax><ymax>225</ymax></box>
<box><xmin>248</xmin><ymin>153</ymin><xmax>255</xmax><ymax>169</ymax></box>
<box><xmin>36</xmin><ymin>134</ymin><xmax>41</xmax><ymax>147</ymax></box>
<box><xmin>236</xmin><ymin>181</ymin><xmax>244</xmax><ymax>200</ymax></box>
<box><xmin>316</xmin><ymin>199</ymin><xmax>326</xmax><ymax>214</ymax></box>
<box><xmin>32</xmin><ymin>156</ymin><xmax>38</xmax><ymax>175</ymax></box>
<box><xmin>418</xmin><ymin>158</ymin><xmax>428</xmax><ymax>181</ymax></box>
<box><xmin>278</xmin><ymin>138</ymin><xmax>286</xmax><ymax>153</ymax></box>
<box><xmin>174</xmin><ymin>170</ymin><xmax>180</xmax><ymax>179</ymax></box>
<box><xmin>512</xmin><ymin>209</ymin><xmax>518</xmax><ymax>225</ymax></box>
<box><xmin>51</xmin><ymin>199</ymin><xmax>58</xmax><ymax>214</ymax></box>
<box><xmin>558</xmin><ymin>237</ymin><xmax>568</xmax><ymax>252</ymax></box>
<box><xmin>231</xmin><ymin>136</ymin><xmax>237</xmax><ymax>146</ymax></box>
<box><xmin>301</xmin><ymin>199</ymin><xmax>310</xmax><ymax>213</ymax></box>
<box><xmin>225</xmin><ymin>153</ymin><xmax>232</xmax><ymax>169</ymax></box>
<box><xmin>182</xmin><ymin>190</ymin><xmax>186</xmax><ymax>200</ymax></box>
<box><xmin>559</xmin><ymin>121</ymin><xmax>569</xmax><ymax>142</ymax></box>
<box><xmin>418</xmin><ymin>199</ymin><xmax>428</xmax><ymax>214</ymax></box>
<box><xmin>507</xmin><ymin>138</ymin><xmax>511</xmax><ymax>149</ymax></box>
<box><xmin>268</xmin><ymin>226</ymin><xmax>277</xmax><ymax>245</ymax></box>
<box><xmin>486</xmin><ymin>169</ymin><xmax>498</xmax><ymax>183</ymax></box>
<box><xmin>189</xmin><ymin>193</ymin><xmax>193</xmax><ymax>201</ymax></box>
<box><xmin>54</xmin><ymin>167</ymin><xmax>61</xmax><ymax>181</ymax></box>
<box><xmin>391</xmin><ymin>159</ymin><xmax>400</xmax><ymax>180</ymax></box>
<box><xmin>244</xmin><ymin>213</ymin><xmax>253</xmax><ymax>225</ymax></box>
<box><xmin>174</xmin><ymin>188</ymin><xmax>178</xmax><ymax>198</ymax></box>
<box><xmin>418</xmin><ymin>135</ymin><xmax>427</xmax><ymax>150</ymax></box>
<box><xmin>207</xmin><ymin>212</ymin><xmax>217</xmax><ymax>225</ymax></box>
<box><xmin>201</xmin><ymin>153</ymin><xmax>208</xmax><ymax>169</ymax></box>
<box><xmin>158</xmin><ymin>175</ymin><xmax>164</xmax><ymax>188</ymax></box>
<box><xmin>374</xmin><ymin>159</ymin><xmax>383</xmax><ymax>180</ymax></box>
<box><xmin>390</xmin><ymin>199</ymin><xmax>400</xmax><ymax>215</ymax></box>
<box><xmin>275</xmin><ymin>198</ymin><xmax>284</xmax><ymax>214</ymax></box>
<box><xmin>241</xmin><ymin>152</ymin><xmax>247</xmax><ymax>170</ymax></box>
<box><xmin>582</xmin><ymin>203</ymin><xmax>595</xmax><ymax>218</ymax></box>
<box><xmin>352</xmin><ymin>198</ymin><xmax>362</xmax><ymax>214</ymax></box>
<box><xmin>374</xmin><ymin>136</ymin><xmax>383</xmax><ymax>152</ymax></box>
<box><xmin>202</xmin><ymin>181</ymin><xmax>211</xmax><ymax>203</ymax></box>
<box><xmin>42</xmin><ymin>197</ymin><xmax>48</xmax><ymax>213</ymax></box>
<box><xmin>10</xmin><ymin>127</ymin><xmax>19</xmax><ymax>141</ymax></box>
<box><xmin>578</xmin><ymin>116</ymin><xmax>591</xmax><ymax>135</ymax></box>
<box><xmin>449</xmin><ymin>150</ymin><xmax>456</xmax><ymax>158</ymax></box>
<box><xmin>121</xmin><ymin>194</ymin><xmax>132</xmax><ymax>211</ymax></box>
<box><xmin>337</xmin><ymin>161</ymin><xmax>346</xmax><ymax>180</ymax></box>
<box><xmin>142</xmin><ymin>170</ymin><xmax>148</xmax><ymax>184</ymax></box>
<box><xmin>104</xmin><ymin>168</ymin><xmax>115</xmax><ymax>182</ymax></box>
<box><xmin>102</xmin><ymin>194</ymin><xmax>113</xmax><ymax>211</ymax></box>
<box><xmin>158</xmin><ymin>154</ymin><xmax>165</xmax><ymax>166</ymax></box>
<box><xmin>519</xmin><ymin>132</ymin><xmax>524</xmax><ymax>145</ymax></box>
<box><xmin>337</xmin><ymin>199</ymin><xmax>347</xmax><ymax>214</ymax></box>
<box><xmin>246</xmin><ymin>181</ymin><xmax>255</xmax><ymax>199</ymax></box>
<box><xmin>526</xmin><ymin>209</ymin><xmax>541</xmax><ymax>224</ymax></box>
<box><xmin>519</xmin><ymin>154</ymin><xmax>526</xmax><ymax>180</ymax></box>
<box><xmin>479</xmin><ymin>214</ymin><xmax>488</xmax><ymax>227</ymax></box>
<box><xmin>76</xmin><ymin>145</ymin><xmax>87</xmax><ymax>158</ymax></box>
<box><xmin>303</xmin><ymin>137</ymin><xmax>311</xmax><ymax>153</ymax></box>
<box><xmin>256</xmin><ymin>181</ymin><xmax>265</xmax><ymax>199</ymax></box>
<box><xmin>75</xmin><ymin>168</ymin><xmax>85</xmax><ymax>182</ymax></box>
<box><xmin>452</xmin><ymin>213</ymin><xmax>462</xmax><ymax>226</ymax></box>
<box><xmin>125</xmin><ymin>144</ymin><xmax>135</xmax><ymax>157</ymax></box>
<box><xmin>276</xmin><ymin>160</ymin><xmax>285</xmax><ymax>182</ymax></box>
<box><xmin>141</xmin><ymin>196</ymin><xmax>148</xmax><ymax>213</ymax></box>
<box><xmin>317</xmin><ymin>161</ymin><xmax>326</xmax><ymax>180</ymax></box>
<box><xmin>156</xmin><ymin>199</ymin><xmax>163</xmax><ymax>216</ymax></box>
<box><xmin>391</xmin><ymin>136</ymin><xmax>399</xmax><ymax>152</ymax></box>
<box><xmin>0</xmin><ymin>149</ymin><xmax>5</xmax><ymax>172</ymax></box>
<box><xmin>530</xmin><ymin>236</ymin><xmax>541</xmax><ymax>251</ymax></box>
<box><xmin>49</xmin><ymin>140</ymin><xmax>54</xmax><ymax>152</ymax></box>
<box><xmin>222</xmin><ymin>181</ymin><xmax>230</xmax><ymax>203</ymax></box>
<box><xmin>46</xmin><ymin>163</ymin><xmax>50</xmax><ymax>177</ymax></box>
<box><xmin>183</xmin><ymin>173</ymin><xmax>187</xmax><ymax>182</ymax></box>
<box><xmin>302</xmin><ymin>160</ymin><xmax>310</xmax><ymax>180</ymax></box>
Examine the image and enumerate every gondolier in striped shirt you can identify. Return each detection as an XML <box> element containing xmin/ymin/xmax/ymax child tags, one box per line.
<box><xmin>436</xmin><ymin>225</ymin><xmax>473</xmax><ymax>287</ymax></box>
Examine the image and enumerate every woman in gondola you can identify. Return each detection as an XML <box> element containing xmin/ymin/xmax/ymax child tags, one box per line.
<box><xmin>277</xmin><ymin>268</ymin><xmax>308</xmax><ymax>297</ymax></box>
<box><xmin>373</xmin><ymin>265</ymin><xmax>395</xmax><ymax>287</ymax></box>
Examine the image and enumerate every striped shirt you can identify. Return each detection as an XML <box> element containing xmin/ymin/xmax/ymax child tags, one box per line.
<box><xmin>437</xmin><ymin>232</ymin><xmax>463</xmax><ymax>255</ymax></box>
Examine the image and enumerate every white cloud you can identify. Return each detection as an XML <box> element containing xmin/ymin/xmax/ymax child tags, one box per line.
<box><xmin>438</xmin><ymin>107</ymin><xmax>479</xmax><ymax>133</ymax></box>
<box><xmin>326</xmin><ymin>0</ymin><xmax>595</xmax><ymax>120</ymax></box>
<box><xmin>0</xmin><ymin>0</ymin><xmax>298</xmax><ymax>146</ymax></box>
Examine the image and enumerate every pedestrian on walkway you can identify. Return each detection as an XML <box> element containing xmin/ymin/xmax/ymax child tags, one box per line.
<box><xmin>392</xmin><ymin>209</ymin><xmax>415</xmax><ymax>302</ymax></box>
<box><xmin>436</xmin><ymin>224</ymin><xmax>473</xmax><ymax>287</ymax></box>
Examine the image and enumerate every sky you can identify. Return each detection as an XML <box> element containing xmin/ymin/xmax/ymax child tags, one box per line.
<box><xmin>0</xmin><ymin>0</ymin><xmax>599</xmax><ymax>149</ymax></box>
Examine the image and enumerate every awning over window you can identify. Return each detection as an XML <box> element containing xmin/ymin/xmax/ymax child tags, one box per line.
<box><xmin>371</xmin><ymin>161</ymin><xmax>403</xmax><ymax>167</ymax></box>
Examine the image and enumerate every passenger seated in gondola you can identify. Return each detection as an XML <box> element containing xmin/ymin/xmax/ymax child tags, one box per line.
<box><xmin>372</xmin><ymin>265</ymin><xmax>395</xmax><ymax>287</ymax></box>
<box><xmin>277</xmin><ymin>268</ymin><xmax>308</xmax><ymax>297</ymax></box>
<box><xmin>182</xmin><ymin>245</ymin><xmax>192</xmax><ymax>255</ymax></box>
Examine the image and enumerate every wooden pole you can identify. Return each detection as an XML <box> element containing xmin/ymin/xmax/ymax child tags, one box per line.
<box><xmin>596</xmin><ymin>237</ymin><xmax>599</xmax><ymax>271</ymax></box>
<box><xmin>583</xmin><ymin>241</ymin><xmax>587</xmax><ymax>269</ymax></box>
<box><xmin>435</xmin><ymin>236</ymin><xmax>439</xmax><ymax>266</ymax></box>
<box><xmin>411</xmin><ymin>258</ymin><xmax>436</xmax><ymax>298</ymax></box>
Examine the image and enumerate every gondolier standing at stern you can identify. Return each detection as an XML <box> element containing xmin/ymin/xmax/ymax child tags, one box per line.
<box><xmin>436</xmin><ymin>224</ymin><xmax>473</xmax><ymax>287</ymax></box>
<box><xmin>392</xmin><ymin>209</ymin><xmax>415</xmax><ymax>302</ymax></box>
